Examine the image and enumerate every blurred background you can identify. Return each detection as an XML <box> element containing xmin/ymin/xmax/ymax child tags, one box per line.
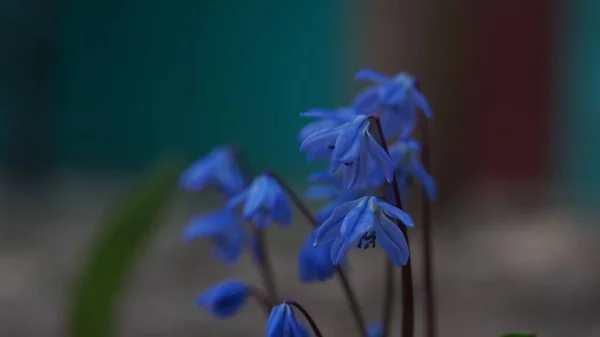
<box><xmin>1</xmin><ymin>0</ymin><xmax>600</xmax><ymax>336</ymax></box>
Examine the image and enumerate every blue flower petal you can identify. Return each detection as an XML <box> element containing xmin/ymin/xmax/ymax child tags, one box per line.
<box><xmin>412</xmin><ymin>160</ymin><xmax>437</xmax><ymax>201</ymax></box>
<box><xmin>375</xmin><ymin>200</ymin><xmax>414</xmax><ymax>228</ymax></box>
<box><xmin>266</xmin><ymin>304</ymin><xmax>308</xmax><ymax>337</ymax></box>
<box><xmin>272</xmin><ymin>183</ymin><xmax>293</xmax><ymax>225</ymax></box>
<box><xmin>412</xmin><ymin>89</ymin><xmax>433</xmax><ymax>119</ymax></box>
<box><xmin>330</xmin><ymin>237</ymin><xmax>351</xmax><ymax>266</ymax></box>
<box><xmin>367</xmin><ymin>323</ymin><xmax>383</xmax><ymax>337</ymax></box>
<box><xmin>225</xmin><ymin>190</ymin><xmax>248</xmax><ymax>209</ymax></box>
<box><xmin>352</xmin><ymin>85</ymin><xmax>381</xmax><ymax>114</ymax></box>
<box><xmin>314</xmin><ymin>199</ymin><xmax>361</xmax><ymax>245</ymax></box>
<box><xmin>242</xmin><ymin>176</ymin><xmax>269</xmax><ymax>219</ymax></box>
<box><xmin>332</xmin><ymin>116</ymin><xmax>369</xmax><ymax>163</ymax></box>
<box><xmin>366</xmin><ymin>134</ymin><xmax>393</xmax><ymax>183</ymax></box>
<box><xmin>355</xmin><ymin>69</ymin><xmax>390</xmax><ymax>83</ymax></box>
<box><xmin>307</xmin><ymin>172</ymin><xmax>342</xmax><ymax>185</ymax></box>
<box><xmin>196</xmin><ymin>280</ymin><xmax>249</xmax><ymax>318</ymax></box>
<box><xmin>375</xmin><ymin>214</ymin><xmax>410</xmax><ymax>266</ymax></box>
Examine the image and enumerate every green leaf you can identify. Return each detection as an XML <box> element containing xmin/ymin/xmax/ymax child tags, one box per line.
<box><xmin>500</xmin><ymin>331</ymin><xmax>536</xmax><ymax>337</ymax></box>
<box><xmin>68</xmin><ymin>158</ymin><xmax>182</xmax><ymax>337</ymax></box>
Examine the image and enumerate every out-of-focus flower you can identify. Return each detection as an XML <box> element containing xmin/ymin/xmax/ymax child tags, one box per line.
<box><xmin>180</xmin><ymin>146</ymin><xmax>245</xmax><ymax>196</ymax></box>
<box><xmin>367</xmin><ymin>323</ymin><xmax>383</xmax><ymax>337</ymax></box>
<box><xmin>298</xmin><ymin>108</ymin><xmax>356</xmax><ymax>162</ymax></box>
<box><xmin>266</xmin><ymin>303</ymin><xmax>310</xmax><ymax>337</ymax></box>
<box><xmin>314</xmin><ymin>196</ymin><xmax>414</xmax><ymax>267</ymax></box>
<box><xmin>298</xmin><ymin>230</ymin><xmax>337</xmax><ymax>283</ymax></box>
<box><xmin>305</xmin><ymin>172</ymin><xmax>368</xmax><ymax>223</ymax></box>
<box><xmin>389</xmin><ymin>139</ymin><xmax>436</xmax><ymax>201</ymax></box>
<box><xmin>183</xmin><ymin>208</ymin><xmax>246</xmax><ymax>263</ymax></box>
<box><xmin>300</xmin><ymin>115</ymin><xmax>393</xmax><ymax>189</ymax></box>
<box><xmin>353</xmin><ymin>69</ymin><xmax>432</xmax><ymax>139</ymax></box>
<box><xmin>195</xmin><ymin>280</ymin><xmax>249</xmax><ymax>318</ymax></box>
<box><xmin>298</xmin><ymin>108</ymin><xmax>355</xmax><ymax>145</ymax></box>
<box><xmin>226</xmin><ymin>173</ymin><xmax>292</xmax><ymax>229</ymax></box>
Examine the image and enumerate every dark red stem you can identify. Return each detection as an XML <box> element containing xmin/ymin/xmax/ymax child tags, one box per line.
<box><xmin>285</xmin><ymin>300</ymin><xmax>324</xmax><ymax>337</ymax></box>
<box><xmin>248</xmin><ymin>285</ymin><xmax>274</xmax><ymax>315</ymax></box>
<box><xmin>420</xmin><ymin>119</ymin><xmax>437</xmax><ymax>337</ymax></box>
<box><xmin>370</xmin><ymin>116</ymin><xmax>414</xmax><ymax>337</ymax></box>
<box><xmin>253</xmin><ymin>228</ymin><xmax>280</xmax><ymax>305</ymax></box>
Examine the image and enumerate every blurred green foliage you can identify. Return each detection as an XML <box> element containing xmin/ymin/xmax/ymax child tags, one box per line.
<box><xmin>68</xmin><ymin>158</ymin><xmax>181</xmax><ymax>337</ymax></box>
<box><xmin>500</xmin><ymin>331</ymin><xmax>535</xmax><ymax>337</ymax></box>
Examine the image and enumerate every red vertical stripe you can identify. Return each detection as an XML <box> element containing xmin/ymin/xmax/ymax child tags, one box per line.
<box><xmin>463</xmin><ymin>1</ymin><xmax>551</xmax><ymax>183</ymax></box>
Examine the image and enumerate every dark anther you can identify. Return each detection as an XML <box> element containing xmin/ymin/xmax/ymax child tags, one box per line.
<box><xmin>327</xmin><ymin>145</ymin><xmax>335</xmax><ymax>149</ymax></box>
<box><xmin>344</xmin><ymin>162</ymin><xmax>353</xmax><ymax>166</ymax></box>
<box><xmin>357</xmin><ymin>231</ymin><xmax>377</xmax><ymax>249</ymax></box>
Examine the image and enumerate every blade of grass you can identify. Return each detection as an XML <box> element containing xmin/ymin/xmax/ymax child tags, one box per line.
<box><xmin>68</xmin><ymin>157</ymin><xmax>182</xmax><ymax>337</ymax></box>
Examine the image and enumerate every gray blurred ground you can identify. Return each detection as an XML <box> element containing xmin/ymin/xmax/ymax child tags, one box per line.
<box><xmin>1</xmin><ymin>176</ymin><xmax>599</xmax><ymax>337</ymax></box>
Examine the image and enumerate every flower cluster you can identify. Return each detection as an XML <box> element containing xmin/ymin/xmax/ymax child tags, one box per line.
<box><xmin>180</xmin><ymin>69</ymin><xmax>435</xmax><ymax>337</ymax></box>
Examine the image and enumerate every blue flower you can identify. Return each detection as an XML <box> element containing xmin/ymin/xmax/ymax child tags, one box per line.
<box><xmin>313</xmin><ymin>196</ymin><xmax>414</xmax><ymax>267</ymax></box>
<box><xmin>266</xmin><ymin>303</ymin><xmax>310</xmax><ymax>337</ymax></box>
<box><xmin>353</xmin><ymin>69</ymin><xmax>432</xmax><ymax>139</ymax></box>
<box><xmin>195</xmin><ymin>279</ymin><xmax>249</xmax><ymax>318</ymax></box>
<box><xmin>298</xmin><ymin>230</ymin><xmax>337</xmax><ymax>282</ymax></box>
<box><xmin>367</xmin><ymin>323</ymin><xmax>383</xmax><ymax>337</ymax></box>
<box><xmin>305</xmin><ymin>172</ymin><xmax>369</xmax><ymax>223</ymax></box>
<box><xmin>298</xmin><ymin>108</ymin><xmax>356</xmax><ymax>162</ymax></box>
<box><xmin>226</xmin><ymin>173</ymin><xmax>293</xmax><ymax>229</ymax></box>
<box><xmin>180</xmin><ymin>146</ymin><xmax>245</xmax><ymax>196</ymax></box>
<box><xmin>388</xmin><ymin>139</ymin><xmax>436</xmax><ymax>201</ymax></box>
<box><xmin>182</xmin><ymin>208</ymin><xmax>246</xmax><ymax>263</ymax></box>
<box><xmin>300</xmin><ymin>115</ymin><xmax>393</xmax><ymax>190</ymax></box>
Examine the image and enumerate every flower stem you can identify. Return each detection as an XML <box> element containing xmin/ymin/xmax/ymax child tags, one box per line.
<box><xmin>420</xmin><ymin>119</ymin><xmax>437</xmax><ymax>337</ymax></box>
<box><xmin>271</xmin><ymin>172</ymin><xmax>368</xmax><ymax>337</ymax></box>
<box><xmin>248</xmin><ymin>285</ymin><xmax>274</xmax><ymax>315</ymax></box>
<box><xmin>370</xmin><ymin>116</ymin><xmax>415</xmax><ymax>337</ymax></box>
<box><xmin>382</xmin><ymin>259</ymin><xmax>394</xmax><ymax>337</ymax></box>
<box><xmin>229</xmin><ymin>150</ymin><xmax>281</xmax><ymax>309</ymax></box>
<box><xmin>285</xmin><ymin>300</ymin><xmax>324</xmax><ymax>337</ymax></box>
<box><xmin>253</xmin><ymin>227</ymin><xmax>280</xmax><ymax>305</ymax></box>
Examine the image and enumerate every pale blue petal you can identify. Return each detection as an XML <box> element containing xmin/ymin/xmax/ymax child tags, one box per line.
<box><xmin>375</xmin><ymin>200</ymin><xmax>414</xmax><ymax>228</ymax></box>
<box><xmin>381</xmin><ymin>83</ymin><xmax>408</xmax><ymax>106</ymax></box>
<box><xmin>179</xmin><ymin>158</ymin><xmax>214</xmax><ymax>190</ymax></box>
<box><xmin>300</xmin><ymin>127</ymin><xmax>340</xmax><ymax>153</ymax></box>
<box><xmin>353</xmin><ymin>86</ymin><xmax>381</xmax><ymax>114</ymax></box>
<box><xmin>376</xmin><ymin>214</ymin><xmax>410</xmax><ymax>266</ymax></box>
<box><xmin>339</xmin><ymin>198</ymin><xmax>374</xmax><ymax>243</ymax></box>
<box><xmin>354</xmin><ymin>142</ymin><xmax>373</xmax><ymax>189</ymax></box>
<box><xmin>183</xmin><ymin>214</ymin><xmax>227</xmax><ymax>241</ymax></box>
<box><xmin>225</xmin><ymin>190</ymin><xmax>248</xmax><ymax>209</ymax></box>
<box><xmin>314</xmin><ymin>198</ymin><xmax>362</xmax><ymax>245</ymax></box>
<box><xmin>298</xmin><ymin>119</ymin><xmax>338</xmax><ymax>142</ymax></box>
<box><xmin>412</xmin><ymin>89</ymin><xmax>433</xmax><ymax>119</ymax></box>
<box><xmin>330</xmin><ymin>237</ymin><xmax>351</xmax><ymax>265</ymax></box>
<box><xmin>271</xmin><ymin>183</ymin><xmax>293</xmax><ymax>225</ymax></box>
<box><xmin>366</xmin><ymin>134</ymin><xmax>393</xmax><ymax>182</ymax></box>
<box><xmin>307</xmin><ymin>171</ymin><xmax>342</xmax><ymax>185</ymax></box>
<box><xmin>242</xmin><ymin>177</ymin><xmax>270</xmax><ymax>219</ymax></box>
<box><xmin>300</xmin><ymin>108</ymin><xmax>339</xmax><ymax>119</ymax></box>
<box><xmin>332</xmin><ymin>116</ymin><xmax>369</xmax><ymax>163</ymax></box>
<box><xmin>266</xmin><ymin>305</ymin><xmax>286</xmax><ymax>336</ymax></box>
<box><xmin>412</xmin><ymin>160</ymin><xmax>437</xmax><ymax>201</ymax></box>
<box><xmin>355</xmin><ymin>69</ymin><xmax>390</xmax><ymax>83</ymax></box>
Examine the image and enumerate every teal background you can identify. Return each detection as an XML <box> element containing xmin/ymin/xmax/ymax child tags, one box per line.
<box><xmin>52</xmin><ymin>1</ymin><xmax>351</xmax><ymax>177</ymax></box>
<box><xmin>560</xmin><ymin>0</ymin><xmax>600</xmax><ymax>204</ymax></box>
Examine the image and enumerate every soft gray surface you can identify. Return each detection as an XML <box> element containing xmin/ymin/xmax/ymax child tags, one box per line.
<box><xmin>1</xmin><ymin>178</ymin><xmax>599</xmax><ymax>337</ymax></box>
